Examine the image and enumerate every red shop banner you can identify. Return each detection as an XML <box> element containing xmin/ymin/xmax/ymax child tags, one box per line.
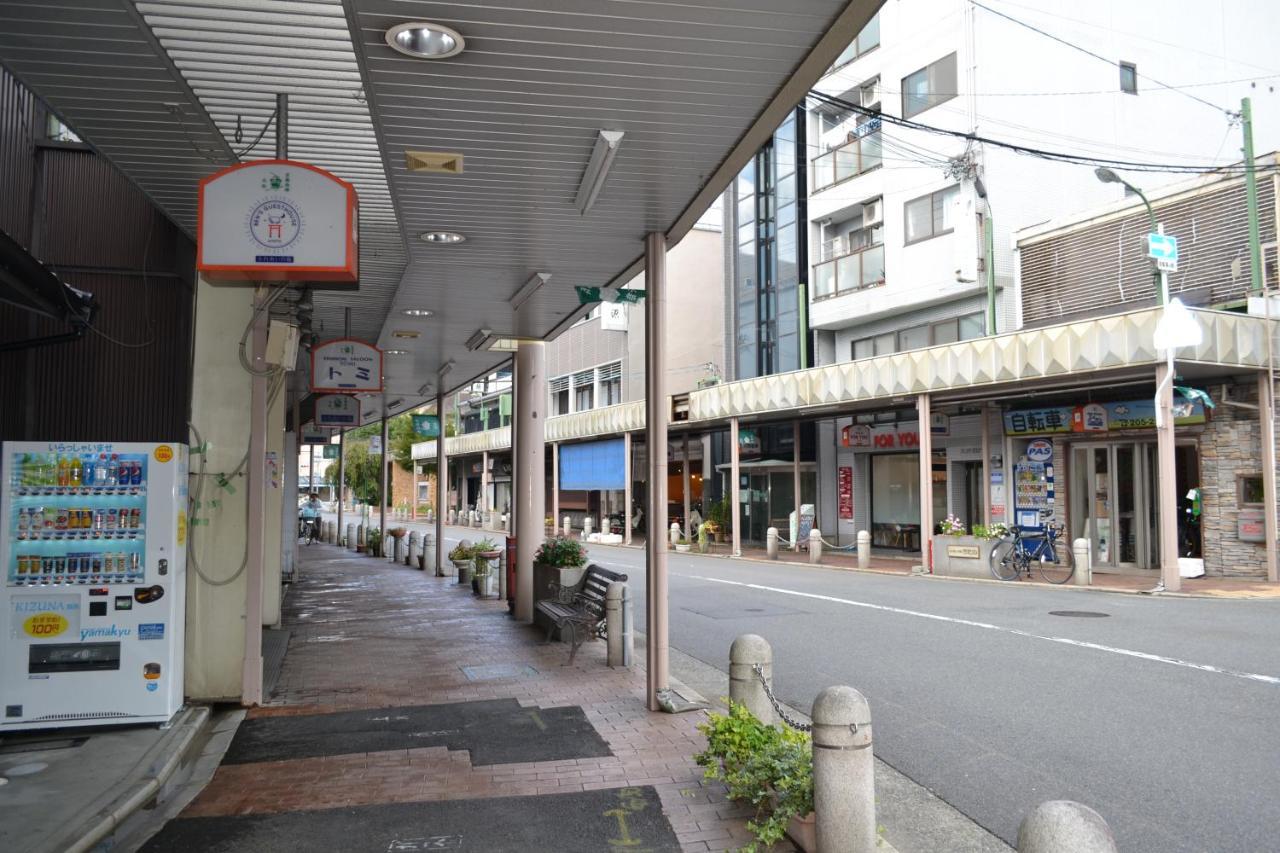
<box><xmin>838</xmin><ymin>466</ymin><xmax>854</xmax><ymax>520</ymax></box>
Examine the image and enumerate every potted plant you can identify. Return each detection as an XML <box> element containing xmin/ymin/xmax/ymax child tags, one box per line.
<box><xmin>932</xmin><ymin>517</ymin><xmax>1005</xmax><ymax>578</ymax></box>
<box><xmin>532</xmin><ymin>537</ymin><xmax>589</xmax><ymax>631</ymax></box>
<box><xmin>695</xmin><ymin>701</ymin><xmax>814</xmax><ymax>853</ymax></box>
<box><xmin>449</xmin><ymin>541</ymin><xmax>474</xmax><ymax>584</ymax></box>
<box><xmin>696</xmin><ymin>522</ymin><xmax>710</xmax><ymax>554</ymax></box>
<box><xmin>674</xmin><ymin>536</ymin><xmax>692</xmax><ymax>554</ymax></box>
<box><xmin>706</xmin><ymin>499</ymin><xmax>730</xmax><ymax>542</ymax></box>
<box><xmin>386</xmin><ymin>526</ymin><xmax>407</xmax><ymax>561</ymax></box>
<box><xmin>365</xmin><ymin>527</ymin><xmax>382</xmax><ymax>558</ymax></box>
<box><xmin>472</xmin><ymin>537</ymin><xmax>500</xmax><ymax>596</ymax></box>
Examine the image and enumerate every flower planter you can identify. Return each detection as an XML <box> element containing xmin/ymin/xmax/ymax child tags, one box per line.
<box><xmin>675</xmin><ymin>544</ymin><xmax>691</xmax><ymax>553</ymax></box>
<box><xmin>455</xmin><ymin>562</ymin><xmax>473</xmax><ymax>585</ymax></box>
<box><xmin>786</xmin><ymin>812</ymin><xmax>817</xmax><ymax>853</ymax></box>
<box><xmin>931</xmin><ymin>534</ymin><xmax>1000</xmax><ymax>578</ymax></box>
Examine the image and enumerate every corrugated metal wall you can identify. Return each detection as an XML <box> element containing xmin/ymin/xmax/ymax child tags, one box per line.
<box><xmin>0</xmin><ymin>67</ymin><xmax>194</xmax><ymax>442</ymax></box>
<box><xmin>1020</xmin><ymin>177</ymin><xmax>1277</xmax><ymax>325</ymax></box>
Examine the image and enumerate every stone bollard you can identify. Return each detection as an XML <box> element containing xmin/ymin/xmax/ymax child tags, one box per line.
<box><xmin>425</xmin><ymin>532</ymin><xmax>436</xmax><ymax>574</ymax></box>
<box><xmin>857</xmin><ymin>530</ymin><xmax>870</xmax><ymax>570</ymax></box>
<box><xmin>393</xmin><ymin>534</ymin><xmax>406</xmax><ymax>564</ymax></box>
<box><xmin>1017</xmin><ymin>801</ymin><xmax>1118</xmax><ymax>853</ymax></box>
<box><xmin>357</xmin><ymin>524</ymin><xmax>366</xmax><ymax>551</ymax></box>
<box><xmin>728</xmin><ymin>634</ymin><xmax>774</xmax><ymax>724</ymax></box>
<box><xmin>584</xmin><ymin>516</ymin><xmax>594</xmax><ymax>538</ymax></box>
<box><xmin>809</xmin><ymin>528</ymin><xmax>823</xmax><ymax>564</ymax></box>
<box><xmin>407</xmin><ymin>531</ymin><xmax>419</xmax><ymax>566</ymax></box>
<box><xmin>345</xmin><ymin>523</ymin><xmax>354</xmax><ymax>550</ymax></box>
<box><xmin>447</xmin><ymin>509</ymin><xmax>455</xmax><ymax>525</ymax></box>
<box><xmin>504</xmin><ymin>514</ymin><xmax>511</xmax><ymax>533</ymax></box>
<box><xmin>1072</xmin><ymin>538</ymin><xmax>1092</xmax><ymax>587</ymax></box>
<box><xmin>669</xmin><ymin>522</ymin><xmax>680</xmax><ymax>547</ymax></box>
<box><xmin>605</xmin><ymin>582</ymin><xmax>633</xmax><ymax>668</ymax></box>
<box><xmin>812</xmin><ymin>685</ymin><xmax>875</xmax><ymax>853</ymax></box>
<box><xmin>766</xmin><ymin>527</ymin><xmax>779</xmax><ymax>560</ymax></box>
<box><xmin>563</xmin><ymin>516</ymin><xmax>571</xmax><ymax>537</ymax></box>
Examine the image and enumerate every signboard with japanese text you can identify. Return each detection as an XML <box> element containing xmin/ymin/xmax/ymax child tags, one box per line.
<box><xmin>198</xmin><ymin>159</ymin><xmax>358</xmax><ymax>285</ymax></box>
<box><xmin>838</xmin><ymin>466</ymin><xmax>854</xmax><ymax>520</ymax></box>
<box><xmin>412</xmin><ymin>414</ymin><xmax>440</xmax><ymax>438</ymax></box>
<box><xmin>323</xmin><ymin>444</ymin><xmax>340</xmax><ymax>459</ymax></box>
<box><xmin>311</xmin><ymin>338</ymin><xmax>382</xmax><ymax>393</ymax></box>
<box><xmin>315</xmin><ymin>394</ymin><xmax>360</xmax><ymax>427</ymax></box>
<box><xmin>301</xmin><ymin>429</ymin><xmax>329</xmax><ymax>444</ymax></box>
<box><xmin>369</xmin><ymin>436</ymin><xmax>382</xmax><ymax>455</ymax></box>
<box><xmin>1004</xmin><ymin>396</ymin><xmax>1206</xmax><ymax>436</ymax></box>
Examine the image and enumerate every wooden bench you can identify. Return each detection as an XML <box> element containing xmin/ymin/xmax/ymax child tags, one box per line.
<box><xmin>534</xmin><ymin>563</ymin><xmax>628</xmax><ymax>665</ymax></box>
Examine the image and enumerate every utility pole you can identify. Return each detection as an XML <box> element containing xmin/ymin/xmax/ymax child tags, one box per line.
<box><xmin>1242</xmin><ymin>97</ymin><xmax>1264</xmax><ymax>293</ymax></box>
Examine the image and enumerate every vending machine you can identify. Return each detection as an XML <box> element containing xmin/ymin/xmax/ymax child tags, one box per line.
<box><xmin>1</xmin><ymin>441</ymin><xmax>187</xmax><ymax>730</ymax></box>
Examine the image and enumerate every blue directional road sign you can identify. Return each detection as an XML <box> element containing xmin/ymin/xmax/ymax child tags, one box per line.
<box><xmin>1147</xmin><ymin>232</ymin><xmax>1178</xmax><ymax>272</ymax></box>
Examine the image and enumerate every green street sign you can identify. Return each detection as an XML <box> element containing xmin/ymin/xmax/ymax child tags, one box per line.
<box><xmin>412</xmin><ymin>414</ymin><xmax>440</xmax><ymax>438</ymax></box>
<box><xmin>323</xmin><ymin>445</ymin><xmax>340</xmax><ymax>459</ymax></box>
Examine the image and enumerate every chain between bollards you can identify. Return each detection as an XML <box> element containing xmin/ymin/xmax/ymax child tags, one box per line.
<box><xmin>750</xmin><ymin>663</ymin><xmax>816</xmax><ymax>732</ymax></box>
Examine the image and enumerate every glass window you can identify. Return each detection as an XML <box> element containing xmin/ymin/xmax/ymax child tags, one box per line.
<box><xmin>1119</xmin><ymin>61</ymin><xmax>1137</xmax><ymax>95</ymax></box>
<box><xmin>959</xmin><ymin>312</ymin><xmax>985</xmax><ymax>340</ymax></box>
<box><xmin>853</xmin><ymin>338</ymin><xmax>874</xmax><ymax>360</ymax></box>
<box><xmin>873</xmin><ymin>332</ymin><xmax>895</xmax><ymax>356</ymax></box>
<box><xmin>46</xmin><ymin>114</ymin><xmax>81</xmax><ymax>143</ymax></box>
<box><xmin>901</xmin><ymin>53</ymin><xmax>957</xmax><ymax>118</ymax></box>
<box><xmin>1241</xmin><ymin>475</ymin><xmax>1265</xmax><ymax>505</ymax></box>
<box><xmin>932</xmin><ymin>318</ymin><xmax>959</xmax><ymax>344</ymax></box>
<box><xmin>898</xmin><ymin>325</ymin><xmax>930</xmax><ymax>351</ymax></box>
<box><xmin>828</xmin><ymin>11</ymin><xmax>879</xmax><ymax>72</ymax></box>
<box><xmin>904</xmin><ymin>185</ymin><xmax>959</xmax><ymax>244</ymax></box>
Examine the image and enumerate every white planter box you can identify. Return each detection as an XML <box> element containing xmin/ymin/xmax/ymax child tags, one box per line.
<box><xmin>931</xmin><ymin>535</ymin><xmax>1000</xmax><ymax>578</ymax></box>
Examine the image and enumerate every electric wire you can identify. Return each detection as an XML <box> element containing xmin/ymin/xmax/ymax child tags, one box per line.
<box><xmin>232</xmin><ymin>108</ymin><xmax>277</xmax><ymax>160</ymax></box>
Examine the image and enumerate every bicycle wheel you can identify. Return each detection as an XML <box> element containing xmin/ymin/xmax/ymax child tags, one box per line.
<box><xmin>989</xmin><ymin>538</ymin><xmax>1020</xmax><ymax>581</ymax></box>
<box><xmin>1036</xmin><ymin>541</ymin><xmax>1074</xmax><ymax>584</ymax></box>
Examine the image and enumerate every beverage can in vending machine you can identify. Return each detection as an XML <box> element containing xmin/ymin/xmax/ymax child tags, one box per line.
<box><xmin>117</xmin><ymin>455</ymin><xmax>129</xmax><ymax>485</ymax></box>
<box><xmin>43</xmin><ymin>506</ymin><xmax>56</xmax><ymax>530</ymax></box>
<box><xmin>91</xmin><ymin>554</ymin><xmax>103</xmax><ymax>574</ymax></box>
<box><xmin>93</xmin><ymin>509</ymin><xmax>105</xmax><ymax>531</ymax></box>
<box><xmin>106</xmin><ymin>508</ymin><xmax>117</xmax><ymax>530</ymax></box>
<box><xmin>16</xmin><ymin>507</ymin><xmax>29</xmax><ymax>538</ymax></box>
<box><xmin>130</xmin><ymin>508</ymin><xmax>141</xmax><ymax>529</ymax></box>
<box><xmin>129</xmin><ymin>552</ymin><xmax>140</xmax><ymax>574</ymax></box>
<box><xmin>16</xmin><ymin>555</ymin><xmax>29</xmax><ymax>575</ymax></box>
<box><xmin>55</xmin><ymin>508</ymin><xmax>68</xmax><ymax>531</ymax></box>
<box><xmin>130</xmin><ymin>460</ymin><xmax>142</xmax><ymax>486</ymax></box>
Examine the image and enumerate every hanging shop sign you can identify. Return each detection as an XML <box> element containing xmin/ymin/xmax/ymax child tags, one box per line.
<box><xmin>311</xmin><ymin>339</ymin><xmax>383</xmax><ymax>393</ymax></box>
<box><xmin>301</xmin><ymin>428</ymin><xmax>330</xmax><ymax>444</ymax></box>
<box><xmin>197</xmin><ymin>159</ymin><xmax>358</xmax><ymax>285</ymax></box>
<box><xmin>1025</xmin><ymin>439</ymin><xmax>1054</xmax><ymax>463</ymax></box>
<box><xmin>1004</xmin><ymin>396</ymin><xmax>1206</xmax><ymax>436</ymax></box>
<box><xmin>315</xmin><ymin>394</ymin><xmax>360</xmax><ymax>428</ymax></box>
<box><xmin>412</xmin><ymin>414</ymin><xmax>440</xmax><ymax>438</ymax></box>
<box><xmin>738</xmin><ymin>428</ymin><xmax>761</xmax><ymax>458</ymax></box>
<box><xmin>323</xmin><ymin>444</ymin><xmax>340</xmax><ymax>459</ymax></box>
<box><xmin>930</xmin><ymin>413</ymin><xmax>950</xmax><ymax>436</ymax></box>
<box><xmin>838</xmin><ymin>466</ymin><xmax>854</xmax><ymax>520</ymax></box>
<box><xmin>841</xmin><ymin>424</ymin><xmax>872</xmax><ymax>447</ymax></box>
<box><xmin>369</xmin><ymin>436</ymin><xmax>382</xmax><ymax>455</ymax></box>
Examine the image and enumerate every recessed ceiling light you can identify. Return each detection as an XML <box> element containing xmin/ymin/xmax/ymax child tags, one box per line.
<box><xmin>402</xmin><ymin>308</ymin><xmax>435</xmax><ymax>317</ymax></box>
<box><xmin>385</xmin><ymin>349</ymin><xmax>411</xmax><ymax>356</ymax></box>
<box><xmin>385</xmin><ymin>22</ymin><xmax>465</xmax><ymax>60</ymax></box>
<box><xmin>392</xmin><ymin>330</ymin><xmax>420</xmax><ymax>339</ymax></box>
<box><xmin>420</xmin><ymin>231</ymin><xmax>466</xmax><ymax>244</ymax></box>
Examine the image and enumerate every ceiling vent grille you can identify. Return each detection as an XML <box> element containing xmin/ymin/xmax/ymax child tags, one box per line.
<box><xmin>404</xmin><ymin>150</ymin><xmax>464</xmax><ymax>174</ymax></box>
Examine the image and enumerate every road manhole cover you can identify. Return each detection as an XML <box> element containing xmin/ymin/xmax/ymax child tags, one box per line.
<box><xmin>1049</xmin><ymin>610</ymin><xmax>1110</xmax><ymax>618</ymax></box>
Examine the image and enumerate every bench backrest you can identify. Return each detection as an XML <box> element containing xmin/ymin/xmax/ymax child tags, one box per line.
<box><xmin>576</xmin><ymin>563</ymin><xmax>628</xmax><ymax>619</ymax></box>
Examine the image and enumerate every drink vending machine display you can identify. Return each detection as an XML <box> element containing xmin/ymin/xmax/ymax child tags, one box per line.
<box><xmin>1</xmin><ymin>442</ymin><xmax>187</xmax><ymax>730</ymax></box>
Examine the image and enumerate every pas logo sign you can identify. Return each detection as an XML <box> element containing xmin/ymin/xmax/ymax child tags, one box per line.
<box><xmin>1026</xmin><ymin>439</ymin><xmax>1054</xmax><ymax>462</ymax></box>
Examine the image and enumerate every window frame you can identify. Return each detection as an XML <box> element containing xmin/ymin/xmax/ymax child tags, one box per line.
<box><xmin>901</xmin><ymin>52</ymin><xmax>958</xmax><ymax>118</ymax></box>
<box><xmin>825</xmin><ymin>11</ymin><xmax>880</xmax><ymax>74</ymax></box>
<box><xmin>1239</xmin><ymin>474</ymin><xmax>1266</xmax><ymax>507</ymax></box>
<box><xmin>903</xmin><ymin>185</ymin><xmax>959</xmax><ymax>246</ymax></box>
<box><xmin>849</xmin><ymin>311</ymin><xmax>987</xmax><ymax>361</ymax></box>
<box><xmin>1119</xmin><ymin>61</ymin><xmax>1138</xmax><ymax>95</ymax></box>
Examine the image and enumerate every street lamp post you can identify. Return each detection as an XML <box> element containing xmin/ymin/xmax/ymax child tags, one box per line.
<box><xmin>1095</xmin><ymin>167</ymin><xmax>1166</xmax><ymax>305</ymax></box>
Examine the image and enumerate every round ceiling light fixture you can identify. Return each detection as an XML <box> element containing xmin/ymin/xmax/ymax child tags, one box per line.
<box><xmin>419</xmin><ymin>231</ymin><xmax>466</xmax><ymax>244</ymax></box>
<box><xmin>386</xmin><ymin>22</ymin><xmax>465</xmax><ymax>60</ymax></box>
<box><xmin>402</xmin><ymin>308</ymin><xmax>435</xmax><ymax>317</ymax></box>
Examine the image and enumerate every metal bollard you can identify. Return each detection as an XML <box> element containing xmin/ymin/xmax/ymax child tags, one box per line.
<box><xmin>563</xmin><ymin>516</ymin><xmax>571</xmax><ymax>537</ymax></box>
<box><xmin>407</xmin><ymin>532</ymin><xmax>419</xmax><ymax>566</ymax></box>
<box><xmin>669</xmin><ymin>522</ymin><xmax>680</xmax><ymax>547</ymax></box>
<box><xmin>1072</xmin><ymin>538</ymin><xmax>1092</xmax><ymax>586</ymax></box>
<box><xmin>809</xmin><ymin>528</ymin><xmax>823</xmax><ymax>564</ymax></box>
<box><xmin>583</xmin><ymin>516</ymin><xmax>593</xmax><ymax>538</ymax></box>
<box><xmin>728</xmin><ymin>634</ymin><xmax>774</xmax><ymax>724</ymax></box>
<box><xmin>766</xmin><ymin>527</ymin><xmax>779</xmax><ymax>560</ymax></box>
<box><xmin>857</xmin><ymin>530</ymin><xmax>870</xmax><ymax>570</ymax></box>
<box><xmin>605</xmin><ymin>582</ymin><xmax>633</xmax><ymax>668</ymax></box>
<box><xmin>812</xmin><ymin>685</ymin><xmax>875</xmax><ymax>853</ymax></box>
<box><xmin>1017</xmin><ymin>801</ymin><xmax>1118</xmax><ymax>853</ymax></box>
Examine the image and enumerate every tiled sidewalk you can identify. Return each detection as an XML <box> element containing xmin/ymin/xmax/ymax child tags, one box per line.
<box><xmin>176</xmin><ymin>545</ymin><xmax>783</xmax><ymax>853</ymax></box>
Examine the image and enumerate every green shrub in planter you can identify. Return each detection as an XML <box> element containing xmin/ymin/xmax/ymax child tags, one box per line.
<box><xmin>695</xmin><ymin>700</ymin><xmax>813</xmax><ymax>853</ymax></box>
<box><xmin>533</xmin><ymin>536</ymin><xmax>587</xmax><ymax>569</ymax></box>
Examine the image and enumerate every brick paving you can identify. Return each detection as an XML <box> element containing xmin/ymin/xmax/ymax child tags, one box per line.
<box><xmin>181</xmin><ymin>544</ymin><xmax>789</xmax><ymax>853</ymax></box>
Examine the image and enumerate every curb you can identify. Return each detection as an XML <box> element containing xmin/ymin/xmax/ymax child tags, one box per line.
<box><xmin>44</xmin><ymin>704</ymin><xmax>211</xmax><ymax>853</ymax></box>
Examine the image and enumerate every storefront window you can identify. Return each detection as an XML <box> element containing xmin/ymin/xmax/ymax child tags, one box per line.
<box><xmin>871</xmin><ymin>453</ymin><xmax>921</xmax><ymax>550</ymax></box>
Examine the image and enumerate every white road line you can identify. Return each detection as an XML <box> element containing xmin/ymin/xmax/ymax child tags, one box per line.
<box><xmin>683</xmin><ymin>574</ymin><xmax>1280</xmax><ymax>687</ymax></box>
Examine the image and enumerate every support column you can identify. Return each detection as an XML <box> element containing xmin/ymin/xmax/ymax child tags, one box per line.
<box><xmin>435</xmin><ymin>390</ymin><xmax>446</xmax><ymax>577</ymax></box>
<box><xmin>1155</xmin><ymin>363</ymin><xmax>1182</xmax><ymax>591</ymax></box>
<box><xmin>644</xmin><ymin>231</ymin><xmax>670</xmax><ymax>710</ymax></box>
<box><xmin>551</xmin><ymin>443</ymin><xmax>559</xmax><ymax>536</ymax></box>
<box><xmin>514</xmin><ymin>341</ymin><xmax>547</xmax><ymax>623</ymax></box>
<box><xmin>981</xmin><ymin>405</ymin><xmax>992</xmax><ymax>527</ymax></box>
<box><xmin>379</xmin><ymin>411</ymin><xmax>388</xmax><ymax>553</ymax></box>
<box><xmin>1260</xmin><ymin>372</ymin><xmax>1278</xmax><ymax>582</ymax></box>
<box><xmin>460</xmin><ymin>457</ymin><xmax>470</xmax><ymax>520</ymax></box>
<box><xmin>730</xmin><ymin>417</ymin><xmax>741</xmax><ymax>557</ymax></box>
<box><xmin>242</xmin><ymin>286</ymin><xmax>268</xmax><ymax>706</ymax></box>
<box><xmin>682</xmin><ymin>433</ymin><xmax>691</xmax><ymax>539</ymax></box>
<box><xmin>482</xmin><ymin>450</ymin><xmax>490</xmax><ymax>522</ymax></box>
<box><xmin>337</xmin><ymin>429</ymin><xmax>345</xmax><ymax>535</ymax></box>
<box><xmin>917</xmin><ymin>394</ymin><xmax>933</xmax><ymax>571</ymax></box>
<box><xmin>624</xmin><ymin>432</ymin><xmax>633</xmax><ymax>545</ymax></box>
<box><xmin>792</xmin><ymin>420</ymin><xmax>801</xmax><ymax>551</ymax></box>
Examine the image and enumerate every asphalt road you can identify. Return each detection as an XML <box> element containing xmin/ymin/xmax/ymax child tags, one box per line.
<box><xmin>325</xmin><ymin>516</ymin><xmax>1280</xmax><ymax>852</ymax></box>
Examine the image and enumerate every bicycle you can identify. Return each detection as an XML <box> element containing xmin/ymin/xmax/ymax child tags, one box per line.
<box><xmin>989</xmin><ymin>513</ymin><xmax>1074</xmax><ymax>584</ymax></box>
<box><xmin>298</xmin><ymin>515</ymin><xmax>318</xmax><ymax>546</ymax></box>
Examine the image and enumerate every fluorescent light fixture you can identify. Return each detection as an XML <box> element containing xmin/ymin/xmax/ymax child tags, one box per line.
<box><xmin>466</xmin><ymin>328</ymin><xmax>494</xmax><ymax>351</ymax></box>
<box><xmin>439</xmin><ymin>360</ymin><xmax>454</xmax><ymax>377</ymax></box>
<box><xmin>392</xmin><ymin>330</ymin><xmax>420</xmax><ymax>339</ymax></box>
<box><xmin>384</xmin><ymin>349</ymin><xmax>410</xmax><ymax>356</ymax></box>
<box><xmin>402</xmin><ymin>308</ymin><xmax>435</xmax><ymax>317</ymax></box>
<box><xmin>420</xmin><ymin>231</ymin><xmax>465</xmax><ymax>244</ymax></box>
<box><xmin>385</xmin><ymin>22</ymin><xmax>465</xmax><ymax>59</ymax></box>
<box><xmin>510</xmin><ymin>272</ymin><xmax>552</xmax><ymax>310</ymax></box>
<box><xmin>418</xmin><ymin>381</ymin><xmax>435</xmax><ymax>396</ymax></box>
<box><xmin>575</xmin><ymin>130</ymin><xmax>624</xmax><ymax>214</ymax></box>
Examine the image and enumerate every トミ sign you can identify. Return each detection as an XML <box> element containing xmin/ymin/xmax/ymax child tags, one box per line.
<box><xmin>311</xmin><ymin>338</ymin><xmax>382</xmax><ymax>393</ymax></box>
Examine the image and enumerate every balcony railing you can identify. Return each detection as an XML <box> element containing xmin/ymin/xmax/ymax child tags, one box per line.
<box><xmin>812</xmin><ymin>243</ymin><xmax>885</xmax><ymax>299</ymax></box>
<box><xmin>812</xmin><ymin>127</ymin><xmax>881</xmax><ymax>192</ymax></box>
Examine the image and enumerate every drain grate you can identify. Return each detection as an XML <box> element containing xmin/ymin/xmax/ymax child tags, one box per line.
<box><xmin>0</xmin><ymin>736</ymin><xmax>87</xmax><ymax>756</ymax></box>
<box><xmin>460</xmin><ymin>663</ymin><xmax>539</xmax><ymax>682</ymax></box>
<box><xmin>1049</xmin><ymin>610</ymin><xmax>1110</xmax><ymax>618</ymax></box>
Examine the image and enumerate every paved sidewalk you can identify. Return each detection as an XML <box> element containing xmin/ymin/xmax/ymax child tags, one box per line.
<box><xmin>142</xmin><ymin>544</ymin><xmax>783</xmax><ymax>853</ymax></box>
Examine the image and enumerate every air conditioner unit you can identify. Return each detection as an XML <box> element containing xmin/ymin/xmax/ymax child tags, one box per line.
<box><xmin>862</xmin><ymin>198</ymin><xmax>883</xmax><ymax>227</ymax></box>
<box><xmin>859</xmin><ymin>78</ymin><xmax>881</xmax><ymax>108</ymax></box>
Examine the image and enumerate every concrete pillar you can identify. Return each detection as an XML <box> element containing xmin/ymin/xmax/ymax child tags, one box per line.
<box><xmin>514</xmin><ymin>341</ymin><xmax>546</xmax><ymax>623</ymax></box>
<box><xmin>606</xmin><ymin>581</ymin><xmax>633</xmax><ymax>668</ymax></box>
<box><xmin>1155</xmin><ymin>363</ymin><xmax>1181</xmax><ymax>591</ymax></box>
<box><xmin>766</xmin><ymin>527</ymin><xmax>779</xmax><ymax>560</ymax></box>
<box><xmin>729</xmin><ymin>634</ymin><xmax>773</xmax><ymax>724</ymax></box>
<box><xmin>436</xmin><ymin>389</ymin><xmax>446</xmax><ymax>577</ymax></box>
<box><xmin>1259</xmin><ymin>372</ymin><xmax>1278</xmax><ymax>582</ymax></box>
<box><xmin>241</xmin><ymin>286</ymin><xmax>268</xmax><ymax>706</ymax></box>
<box><xmin>916</xmin><ymin>393</ymin><xmax>934</xmax><ymax>572</ymax></box>
<box><xmin>857</xmin><ymin>530</ymin><xmax>870</xmax><ymax>570</ymax></box>
<box><xmin>1072</xmin><ymin>537</ymin><xmax>1092</xmax><ymax>586</ymax></box>
<box><xmin>584</xmin><ymin>516</ymin><xmax>594</xmax><ymax>538</ymax></box>
<box><xmin>624</xmin><ymin>431</ymin><xmax>633</xmax><ymax>545</ymax></box>
<box><xmin>459</xmin><ymin>462</ymin><xmax>470</xmax><ymax>523</ymax></box>
<box><xmin>812</xmin><ymin>685</ymin><xmax>875</xmax><ymax>853</ymax></box>
<box><xmin>793</xmin><ymin>419</ymin><xmax>802</xmax><ymax>552</ymax></box>
<box><xmin>337</xmin><ymin>429</ymin><xmax>345</xmax><ymax>556</ymax></box>
<box><xmin>551</xmin><ymin>443</ymin><xmax>559</xmax><ymax>539</ymax></box>
<box><xmin>562</xmin><ymin>516</ymin><xmax>571</xmax><ymax>537</ymax></box>
<box><xmin>481</xmin><ymin>449</ymin><xmax>490</xmax><ymax>519</ymax></box>
<box><xmin>730</xmin><ymin>417</ymin><xmax>742</xmax><ymax>557</ymax></box>
<box><xmin>981</xmin><ymin>405</ymin><xmax>992</xmax><ymax>527</ymax></box>
<box><xmin>1016</xmin><ymin>801</ymin><xmax>1118</xmax><ymax>853</ymax></box>
<box><xmin>644</xmin><ymin>230</ymin><xmax>670</xmax><ymax>710</ymax></box>
<box><xmin>682</xmin><ymin>432</ymin><xmax>691</xmax><ymax>539</ymax></box>
<box><xmin>809</xmin><ymin>528</ymin><xmax>823</xmax><ymax>564</ymax></box>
